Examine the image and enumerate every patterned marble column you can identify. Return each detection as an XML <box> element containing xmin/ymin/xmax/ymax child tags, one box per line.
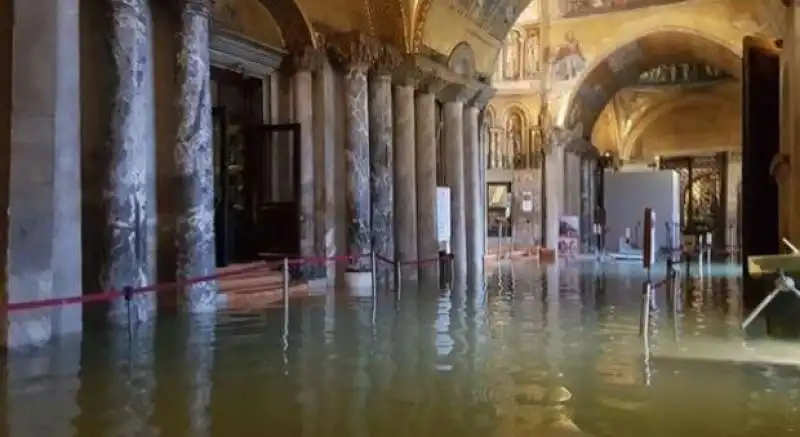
<box><xmin>105</xmin><ymin>0</ymin><xmax>157</xmax><ymax>322</ymax></box>
<box><xmin>394</xmin><ymin>74</ymin><xmax>418</xmax><ymax>278</ymax></box>
<box><xmin>463</xmin><ymin>105</ymin><xmax>483</xmax><ymax>285</ymax></box>
<box><xmin>415</xmin><ymin>80</ymin><xmax>442</xmax><ymax>282</ymax></box>
<box><xmin>329</xmin><ymin>32</ymin><xmax>375</xmax><ymax>279</ymax></box>
<box><xmin>545</xmin><ymin>144</ymin><xmax>565</xmax><ymax>252</ymax></box>
<box><xmin>288</xmin><ymin>46</ymin><xmax>324</xmax><ymax>279</ymax></box>
<box><xmin>174</xmin><ymin>0</ymin><xmax>218</xmax><ymax>311</ymax></box>
<box><xmin>443</xmin><ymin>96</ymin><xmax>467</xmax><ymax>284</ymax></box>
<box><xmin>369</xmin><ymin>46</ymin><xmax>400</xmax><ymax>279</ymax></box>
<box><xmin>313</xmin><ymin>54</ymin><xmax>337</xmax><ymax>281</ymax></box>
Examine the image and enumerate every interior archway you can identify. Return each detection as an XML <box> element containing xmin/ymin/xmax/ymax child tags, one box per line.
<box><xmin>555</xmin><ymin>27</ymin><xmax>742</xmax><ymax>138</ymax></box>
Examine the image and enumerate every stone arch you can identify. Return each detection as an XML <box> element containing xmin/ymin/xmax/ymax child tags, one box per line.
<box><xmin>554</xmin><ymin>26</ymin><xmax>742</xmax><ymax>139</ymax></box>
<box><xmin>256</xmin><ymin>0</ymin><xmax>317</xmax><ymax>48</ymax></box>
<box><xmin>485</xmin><ymin>105</ymin><xmax>497</xmax><ymax>126</ymax></box>
<box><xmin>370</xmin><ymin>0</ymin><xmax>410</xmax><ymax>50</ymax></box>
<box><xmin>621</xmin><ymin>92</ymin><xmax>739</xmax><ymax>159</ymax></box>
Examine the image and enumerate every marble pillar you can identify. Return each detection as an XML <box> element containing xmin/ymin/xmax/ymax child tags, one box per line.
<box><xmin>444</xmin><ymin>100</ymin><xmax>467</xmax><ymax>283</ymax></box>
<box><xmin>174</xmin><ymin>0</ymin><xmax>218</xmax><ymax>311</ymax></box>
<box><xmin>5</xmin><ymin>0</ymin><xmax>82</xmax><ymax>346</ymax></box>
<box><xmin>328</xmin><ymin>33</ymin><xmax>373</xmax><ymax>277</ymax></box>
<box><xmin>105</xmin><ymin>0</ymin><xmax>157</xmax><ymax>322</ymax></box>
<box><xmin>415</xmin><ymin>90</ymin><xmax>438</xmax><ymax>280</ymax></box>
<box><xmin>289</xmin><ymin>47</ymin><xmax>323</xmax><ymax>279</ymax></box>
<box><xmin>464</xmin><ymin>105</ymin><xmax>483</xmax><ymax>285</ymax></box>
<box><xmin>369</xmin><ymin>61</ymin><xmax>396</xmax><ymax>274</ymax></box>
<box><xmin>394</xmin><ymin>83</ymin><xmax>418</xmax><ymax>275</ymax></box>
<box><xmin>313</xmin><ymin>59</ymin><xmax>337</xmax><ymax>280</ymax></box>
<box><xmin>545</xmin><ymin>145</ymin><xmax>565</xmax><ymax>251</ymax></box>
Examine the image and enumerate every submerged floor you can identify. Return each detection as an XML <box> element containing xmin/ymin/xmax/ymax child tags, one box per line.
<box><xmin>3</xmin><ymin>261</ymin><xmax>800</xmax><ymax>436</ymax></box>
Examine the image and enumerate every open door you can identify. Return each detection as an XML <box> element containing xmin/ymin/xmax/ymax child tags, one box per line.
<box><xmin>741</xmin><ymin>36</ymin><xmax>780</xmax><ymax>309</ymax></box>
<box><xmin>244</xmin><ymin>124</ymin><xmax>301</xmax><ymax>261</ymax></box>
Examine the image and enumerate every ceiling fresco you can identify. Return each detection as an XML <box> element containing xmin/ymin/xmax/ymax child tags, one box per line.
<box><xmin>447</xmin><ymin>0</ymin><xmax>531</xmax><ymax>40</ymax></box>
<box><xmin>557</xmin><ymin>0</ymin><xmax>689</xmax><ymax>19</ymax></box>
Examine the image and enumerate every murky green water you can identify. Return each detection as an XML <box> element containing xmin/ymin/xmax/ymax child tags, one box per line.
<box><xmin>3</xmin><ymin>261</ymin><xmax>800</xmax><ymax>437</ymax></box>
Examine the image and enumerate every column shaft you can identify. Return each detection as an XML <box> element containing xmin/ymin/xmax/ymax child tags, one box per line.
<box><xmin>415</xmin><ymin>92</ymin><xmax>438</xmax><ymax>271</ymax></box>
<box><xmin>313</xmin><ymin>61</ymin><xmax>337</xmax><ymax>279</ymax></box>
<box><xmin>369</xmin><ymin>73</ymin><xmax>394</xmax><ymax>268</ymax></box>
<box><xmin>5</xmin><ymin>0</ymin><xmax>82</xmax><ymax>346</ymax></box>
<box><xmin>106</xmin><ymin>0</ymin><xmax>157</xmax><ymax>321</ymax></box>
<box><xmin>444</xmin><ymin>101</ymin><xmax>467</xmax><ymax>282</ymax></box>
<box><xmin>464</xmin><ymin>106</ymin><xmax>483</xmax><ymax>282</ymax></box>
<box><xmin>394</xmin><ymin>84</ymin><xmax>418</xmax><ymax>270</ymax></box>
<box><xmin>545</xmin><ymin>146</ymin><xmax>565</xmax><ymax>250</ymax></box>
<box><xmin>344</xmin><ymin>69</ymin><xmax>371</xmax><ymax>271</ymax></box>
<box><xmin>293</xmin><ymin>69</ymin><xmax>315</xmax><ymax>253</ymax></box>
<box><xmin>174</xmin><ymin>0</ymin><xmax>218</xmax><ymax>311</ymax></box>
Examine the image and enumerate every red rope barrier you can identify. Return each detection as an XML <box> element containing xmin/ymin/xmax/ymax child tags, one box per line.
<box><xmin>3</xmin><ymin>251</ymin><xmax>450</xmax><ymax>313</ymax></box>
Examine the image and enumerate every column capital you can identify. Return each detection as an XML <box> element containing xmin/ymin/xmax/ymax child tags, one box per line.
<box><xmin>468</xmin><ymin>85</ymin><xmax>497</xmax><ymax>110</ymax></box>
<box><xmin>327</xmin><ymin>31</ymin><xmax>378</xmax><ymax>73</ymax></box>
<box><xmin>437</xmin><ymin>83</ymin><xmax>477</xmax><ymax>104</ymax></box>
<box><xmin>394</xmin><ymin>59</ymin><xmax>423</xmax><ymax>87</ymax></box>
<box><xmin>371</xmin><ymin>43</ymin><xmax>403</xmax><ymax>78</ymax></box>
<box><xmin>181</xmin><ymin>0</ymin><xmax>212</xmax><ymax>15</ymax></box>
<box><xmin>281</xmin><ymin>44</ymin><xmax>324</xmax><ymax>74</ymax></box>
<box><xmin>416</xmin><ymin>74</ymin><xmax>448</xmax><ymax>95</ymax></box>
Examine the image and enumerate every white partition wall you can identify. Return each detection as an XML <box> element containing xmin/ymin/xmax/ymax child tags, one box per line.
<box><xmin>604</xmin><ymin>169</ymin><xmax>680</xmax><ymax>252</ymax></box>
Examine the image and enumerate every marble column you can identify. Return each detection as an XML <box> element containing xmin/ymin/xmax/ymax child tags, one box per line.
<box><xmin>394</xmin><ymin>79</ymin><xmax>418</xmax><ymax>277</ymax></box>
<box><xmin>5</xmin><ymin>0</ymin><xmax>82</xmax><ymax>346</ymax></box>
<box><xmin>369</xmin><ymin>48</ymin><xmax>399</xmax><ymax>277</ymax></box>
<box><xmin>545</xmin><ymin>145</ymin><xmax>565</xmax><ymax>251</ymax></box>
<box><xmin>464</xmin><ymin>105</ymin><xmax>483</xmax><ymax>285</ymax></box>
<box><xmin>329</xmin><ymin>32</ymin><xmax>374</xmax><ymax>279</ymax></box>
<box><xmin>415</xmin><ymin>85</ymin><xmax>440</xmax><ymax>281</ymax></box>
<box><xmin>105</xmin><ymin>0</ymin><xmax>157</xmax><ymax>322</ymax></box>
<box><xmin>289</xmin><ymin>47</ymin><xmax>323</xmax><ymax>279</ymax></box>
<box><xmin>443</xmin><ymin>99</ymin><xmax>467</xmax><ymax>283</ymax></box>
<box><xmin>313</xmin><ymin>57</ymin><xmax>337</xmax><ymax>280</ymax></box>
<box><xmin>174</xmin><ymin>0</ymin><xmax>218</xmax><ymax>311</ymax></box>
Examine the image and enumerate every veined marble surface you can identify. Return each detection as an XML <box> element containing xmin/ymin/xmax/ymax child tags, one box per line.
<box><xmin>344</xmin><ymin>70</ymin><xmax>372</xmax><ymax>272</ymax></box>
<box><xmin>369</xmin><ymin>74</ymin><xmax>395</xmax><ymax>279</ymax></box>
<box><xmin>394</xmin><ymin>84</ymin><xmax>418</xmax><ymax>277</ymax></box>
<box><xmin>174</xmin><ymin>0</ymin><xmax>219</xmax><ymax>312</ymax></box>
<box><xmin>106</xmin><ymin>0</ymin><xmax>157</xmax><ymax>323</ymax></box>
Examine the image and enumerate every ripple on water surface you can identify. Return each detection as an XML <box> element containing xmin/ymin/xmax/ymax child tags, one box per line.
<box><xmin>2</xmin><ymin>261</ymin><xmax>800</xmax><ymax>437</ymax></box>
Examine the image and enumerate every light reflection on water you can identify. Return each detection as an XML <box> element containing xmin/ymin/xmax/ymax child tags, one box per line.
<box><xmin>3</xmin><ymin>261</ymin><xmax>800</xmax><ymax>436</ymax></box>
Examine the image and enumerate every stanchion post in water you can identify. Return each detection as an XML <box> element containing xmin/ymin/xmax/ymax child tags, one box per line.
<box><xmin>282</xmin><ymin>258</ymin><xmax>290</xmax><ymax>308</ymax></box>
<box><xmin>706</xmin><ymin>231</ymin><xmax>713</xmax><ymax>268</ymax></box>
<box><xmin>640</xmin><ymin>280</ymin><xmax>652</xmax><ymax>337</ymax></box>
<box><xmin>395</xmin><ymin>261</ymin><xmax>402</xmax><ymax>295</ymax></box>
<box><xmin>370</xmin><ymin>251</ymin><xmax>377</xmax><ymax>298</ymax></box>
<box><xmin>497</xmin><ymin>220</ymin><xmax>503</xmax><ymax>261</ymax></box>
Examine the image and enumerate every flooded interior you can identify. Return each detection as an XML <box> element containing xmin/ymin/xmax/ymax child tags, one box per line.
<box><xmin>4</xmin><ymin>261</ymin><xmax>800</xmax><ymax>437</ymax></box>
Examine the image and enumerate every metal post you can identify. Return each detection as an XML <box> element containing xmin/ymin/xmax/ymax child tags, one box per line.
<box><xmin>639</xmin><ymin>281</ymin><xmax>652</xmax><ymax>336</ymax></box>
<box><xmin>395</xmin><ymin>261</ymin><xmax>403</xmax><ymax>299</ymax></box>
<box><xmin>370</xmin><ymin>251</ymin><xmax>377</xmax><ymax>298</ymax></box>
<box><xmin>497</xmin><ymin>221</ymin><xmax>503</xmax><ymax>261</ymax></box>
<box><xmin>283</xmin><ymin>257</ymin><xmax>290</xmax><ymax>310</ymax></box>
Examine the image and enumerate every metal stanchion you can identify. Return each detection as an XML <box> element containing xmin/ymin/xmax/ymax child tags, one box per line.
<box><xmin>370</xmin><ymin>251</ymin><xmax>377</xmax><ymax>298</ymax></box>
<box><xmin>395</xmin><ymin>261</ymin><xmax>402</xmax><ymax>295</ymax></box>
<box><xmin>497</xmin><ymin>221</ymin><xmax>503</xmax><ymax>261</ymax></box>
<box><xmin>282</xmin><ymin>258</ymin><xmax>290</xmax><ymax>341</ymax></box>
<box><xmin>640</xmin><ymin>281</ymin><xmax>653</xmax><ymax>336</ymax></box>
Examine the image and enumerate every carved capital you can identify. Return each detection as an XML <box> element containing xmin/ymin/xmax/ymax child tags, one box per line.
<box><xmin>393</xmin><ymin>60</ymin><xmax>422</xmax><ymax>87</ymax></box>
<box><xmin>468</xmin><ymin>85</ymin><xmax>496</xmax><ymax>109</ymax></box>
<box><xmin>327</xmin><ymin>31</ymin><xmax>377</xmax><ymax>73</ymax></box>
<box><xmin>371</xmin><ymin>44</ymin><xmax>403</xmax><ymax>77</ymax></box>
<box><xmin>183</xmin><ymin>0</ymin><xmax>212</xmax><ymax>16</ymax></box>
<box><xmin>281</xmin><ymin>44</ymin><xmax>323</xmax><ymax>74</ymax></box>
<box><xmin>416</xmin><ymin>74</ymin><xmax>447</xmax><ymax>95</ymax></box>
<box><xmin>437</xmin><ymin>83</ymin><xmax>476</xmax><ymax>103</ymax></box>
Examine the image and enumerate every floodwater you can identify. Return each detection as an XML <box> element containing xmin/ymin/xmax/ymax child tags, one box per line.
<box><xmin>4</xmin><ymin>261</ymin><xmax>800</xmax><ymax>437</ymax></box>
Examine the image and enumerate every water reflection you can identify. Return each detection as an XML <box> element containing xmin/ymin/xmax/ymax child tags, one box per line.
<box><xmin>4</xmin><ymin>261</ymin><xmax>800</xmax><ymax>436</ymax></box>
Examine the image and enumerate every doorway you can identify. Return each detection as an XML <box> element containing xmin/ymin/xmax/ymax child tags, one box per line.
<box><xmin>211</xmin><ymin>67</ymin><xmax>300</xmax><ymax>265</ymax></box>
<box><xmin>487</xmin><ymin>182</ymin><xmax>512</xmax><ymax>237</ymax></box>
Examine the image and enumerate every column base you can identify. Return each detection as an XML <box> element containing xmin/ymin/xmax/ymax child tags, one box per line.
<box><xmin>344</xmin><ymin>271</ymin><xmax>373</xmax><ymax>297</ymax></box>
